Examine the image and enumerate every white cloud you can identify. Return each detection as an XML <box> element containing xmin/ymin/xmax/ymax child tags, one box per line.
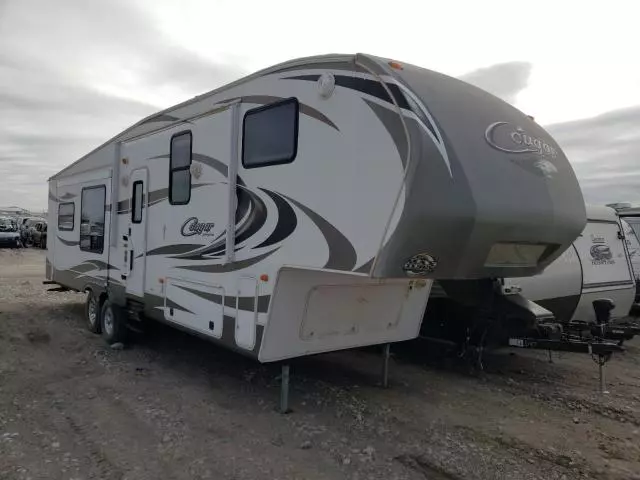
<box><xmin>0</xmin><ymin>0</ymin><xmax>638</xmax><ymax>210</ymax></box>
<box><xmin>547</xmin><ymin>107</ymin><xmax>640</xmax><ymax>205</ymax></box>
<box><xmin>458</xmin><ymin>62</ymin><xmax>532</xmax><ymax>105</ymax></box>
<box><xmin>0</xmin><ymin>0</ymin><xmax>244</xmax><ymax>210</ymax></box>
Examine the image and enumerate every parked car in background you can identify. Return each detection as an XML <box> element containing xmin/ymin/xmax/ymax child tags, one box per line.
<box><xmin>0</xmin><ymin>217</ymin><xmax>16</xmax><ymax>231</ymax></box>
<box><xmin>19</xmin><ymin>217</ymin><xmax>46</xmax><ymax>246</ymax></box>
<box><xmin>0</xmin><ymin>217</ymin><xmax>21</xmax><ymax>248</ymax></box>
<box><xmin>30</xmin><ymin>221</ymin><xmax>47</xmax><ymax>249</ymax></box>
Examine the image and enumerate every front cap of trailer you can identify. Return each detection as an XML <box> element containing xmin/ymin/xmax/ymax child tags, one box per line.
<box><xmin>359</xmin><ymin>54</ymin><xmax>587</xmax><ymax>280</ymax></box>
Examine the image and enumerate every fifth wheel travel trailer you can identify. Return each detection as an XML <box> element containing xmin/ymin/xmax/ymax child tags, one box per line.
<box><xmin>45</xmin><ymin>53</ymin><xmax>586</xmax><ymax>380</ymax></box>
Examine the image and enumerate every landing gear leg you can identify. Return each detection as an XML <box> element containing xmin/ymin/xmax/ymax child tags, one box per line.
<box><xmin>476</xmin><ymin>343</ymin><xmax>485</xmax><ymax>372</ymax></box>
<box><xmin>598</xmin><ymin>354</ymin><xmax>609</xmax><ymax>395</ymax></box>
<box><xmin>381</xmin><ymin>344</ymin><xmax>391</xmax><ymax>389</ymax></box>
<box><xmin>279</xmin><ymin>364</ymin><xmax>291</xmax><ymax>414</ymax></box>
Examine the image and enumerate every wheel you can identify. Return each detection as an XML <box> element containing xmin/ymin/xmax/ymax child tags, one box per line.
<box><xmin>85</xmin><ymin>291</ymin><xmax>101</xmax><ymax>334</ymax></box>
<box><xmin>100</xmin><ymin>300</ymin><xmax>128</xmax><ymax>344</ymax></box>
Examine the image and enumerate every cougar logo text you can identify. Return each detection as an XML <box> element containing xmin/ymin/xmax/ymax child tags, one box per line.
<box><xmin>485</xmin><ymin>122</ymin><xmax>558</xmax><ymax>158</ymax></box>
<box><xmin>181</xmin><ymin>217</ymin><xmax>215</xmax><ymax>237</ymax></box>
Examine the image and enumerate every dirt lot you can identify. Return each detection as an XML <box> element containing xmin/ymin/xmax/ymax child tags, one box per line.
<box><xmin>1</xmin><ymin>248</ymin><xmax>639</xmax><ymax>480</ymax></box>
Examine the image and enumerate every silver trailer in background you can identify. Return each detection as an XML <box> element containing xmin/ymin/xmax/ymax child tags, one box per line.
<box><xmin>607</xmin><ymin>203</ymin><xmax>640</xmax><ymax>303</ymax></box>
<box><xmin>620</xmin><ymin>218</ymin><xmax>640</xmax><ymax>290</ymax></box>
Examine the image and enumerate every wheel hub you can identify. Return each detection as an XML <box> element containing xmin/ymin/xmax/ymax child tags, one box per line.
<box><xmin>88</xmin><ymin>298</ymin><xmax>97</xmax><ymax>325</ymax></box>
<box><xmin>104</xmin><ymin>309</ymin><xmax>114</xmax><ymax>336</ymax></box>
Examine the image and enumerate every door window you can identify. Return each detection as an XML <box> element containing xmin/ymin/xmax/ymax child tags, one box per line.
<box><xmin>132</xmin><ymin>180</ymin><xmax>143</xmax><ymax>224</ymax></box>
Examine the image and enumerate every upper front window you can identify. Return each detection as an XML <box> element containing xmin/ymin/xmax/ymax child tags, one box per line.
<box><xmin>242</xmin><ymin>98</ymin><xmax>299</xmax><ymax>169</ymax></box>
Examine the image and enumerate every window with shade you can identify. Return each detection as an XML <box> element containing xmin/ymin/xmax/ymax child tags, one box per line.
<box><xmin>58</xmin><ymin>202</ymin><xmax>75</xmax><ymax>231</ymax></box>
<box><xmin>242</xmin><ymin>98</ymin><xmax>299</xmax><ymax>169</ymax></box>
<box><xmin>169</xmin><ymin>131</ymin><xmax>192</xmax><ymax>205</ymax></box>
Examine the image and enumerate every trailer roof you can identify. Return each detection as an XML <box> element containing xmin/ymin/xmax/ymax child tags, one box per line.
<box><xmin>616</xmin><ymin>207</ymin><xmax>640</xmax><ymax>217</ymax></box>
<box><xmin>586</xmin><ymin>205</ymin><xmax>619</xmax><ymax>222</ymax></box>
<box><xmin>49</xmin><ymin>53</ymin><xmax>355</xmax><ymax>181</ymax></box>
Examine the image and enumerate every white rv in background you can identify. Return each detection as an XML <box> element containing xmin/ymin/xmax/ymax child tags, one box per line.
<box><xmin>606</xmin><ymin>204</ymin><xmax>640</xmax><ymax>302</ymax></box>
<box><xmin>505</xmin><ymin>206</ymin><xmax>636</xmax><ymax>324</ymax></box>
<box><xmin>46</xmin><ymin>53</ymin><xmax>586</xmax><ymax>364</ymax></box>
<box><xmin>620</xmin><ymin>218</ymin><xmax>640</xmax><ymax>285</ymax></box>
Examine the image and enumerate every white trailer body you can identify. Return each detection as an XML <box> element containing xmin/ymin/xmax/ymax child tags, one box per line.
<box><xmin>46</xmin><ymin>53</ymin><xmax>586</xmax><ymax>362</ymax></box>
<box><xmin>620</xmin><ymin>217</ymin><xmax>640</xmax><ymax>284</ymax></box>
<box><xmin>505</xmin><ymin>206</ymin><xmax>636</xmax><ymax>323</ymax></box>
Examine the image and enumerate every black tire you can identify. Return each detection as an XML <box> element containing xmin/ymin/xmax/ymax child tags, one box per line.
<box><xmin>85</xmin><ymin>290</ymin><xmax>101</xmax><ymax>334</ymax></box>
<box><xmin>100</xmin><ymin>300</ymin><xmax>128</xmax><ymax>344</ymax></box>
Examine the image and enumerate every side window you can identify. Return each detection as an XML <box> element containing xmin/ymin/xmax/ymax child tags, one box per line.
<box><xmin>58</xmin><ymin>202</ymin><xmax>75</xmax><ymax>231</ymax></box>
<box><xmin>131</xmin><ymin>181</ymin><xmax>143</xmax><ymax>223</ymax></box>
<box><xmin>80</xmin><ymin>186</ymin><xmax>106</xmax><ymax>254</ymax></box>
<box><xmin>242</xmin><ymin>97</ymin><xmax>299</xmax><ymax>169</ymax></box>
<box><xmin>169</xmin><ymin>131</ymin><xmax>192</xmax><ymax>205</ymax></box>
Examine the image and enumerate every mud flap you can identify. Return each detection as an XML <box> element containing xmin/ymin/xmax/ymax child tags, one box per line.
<box><xmin>258</xmin><ymin>267</ymin><xmax>432</xmax><ymax>363</ymax></box>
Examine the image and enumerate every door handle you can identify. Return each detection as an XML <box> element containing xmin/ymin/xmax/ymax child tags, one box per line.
<box><xmin>130</xmin><ymin>249</ymin><xmax>134</xmax><ymax>271</ymax></box>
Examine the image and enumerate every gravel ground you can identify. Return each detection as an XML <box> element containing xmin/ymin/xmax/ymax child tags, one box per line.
<box><xmin>1</xmin><ymin>248</ymin><xmax>639</xmax><ymax>480</ymax></box>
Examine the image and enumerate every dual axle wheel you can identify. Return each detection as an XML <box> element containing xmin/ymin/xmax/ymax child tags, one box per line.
<box><xmin>84</xmin><ymin>291</ymin><xmax>128</xmax><ymax>344</ymax></box>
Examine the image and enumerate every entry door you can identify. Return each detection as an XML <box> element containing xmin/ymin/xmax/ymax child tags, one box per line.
<box><xmin>126</xmin><ymin>168</ymin><xmax>149</xmax><ymax>298</ymax></box>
